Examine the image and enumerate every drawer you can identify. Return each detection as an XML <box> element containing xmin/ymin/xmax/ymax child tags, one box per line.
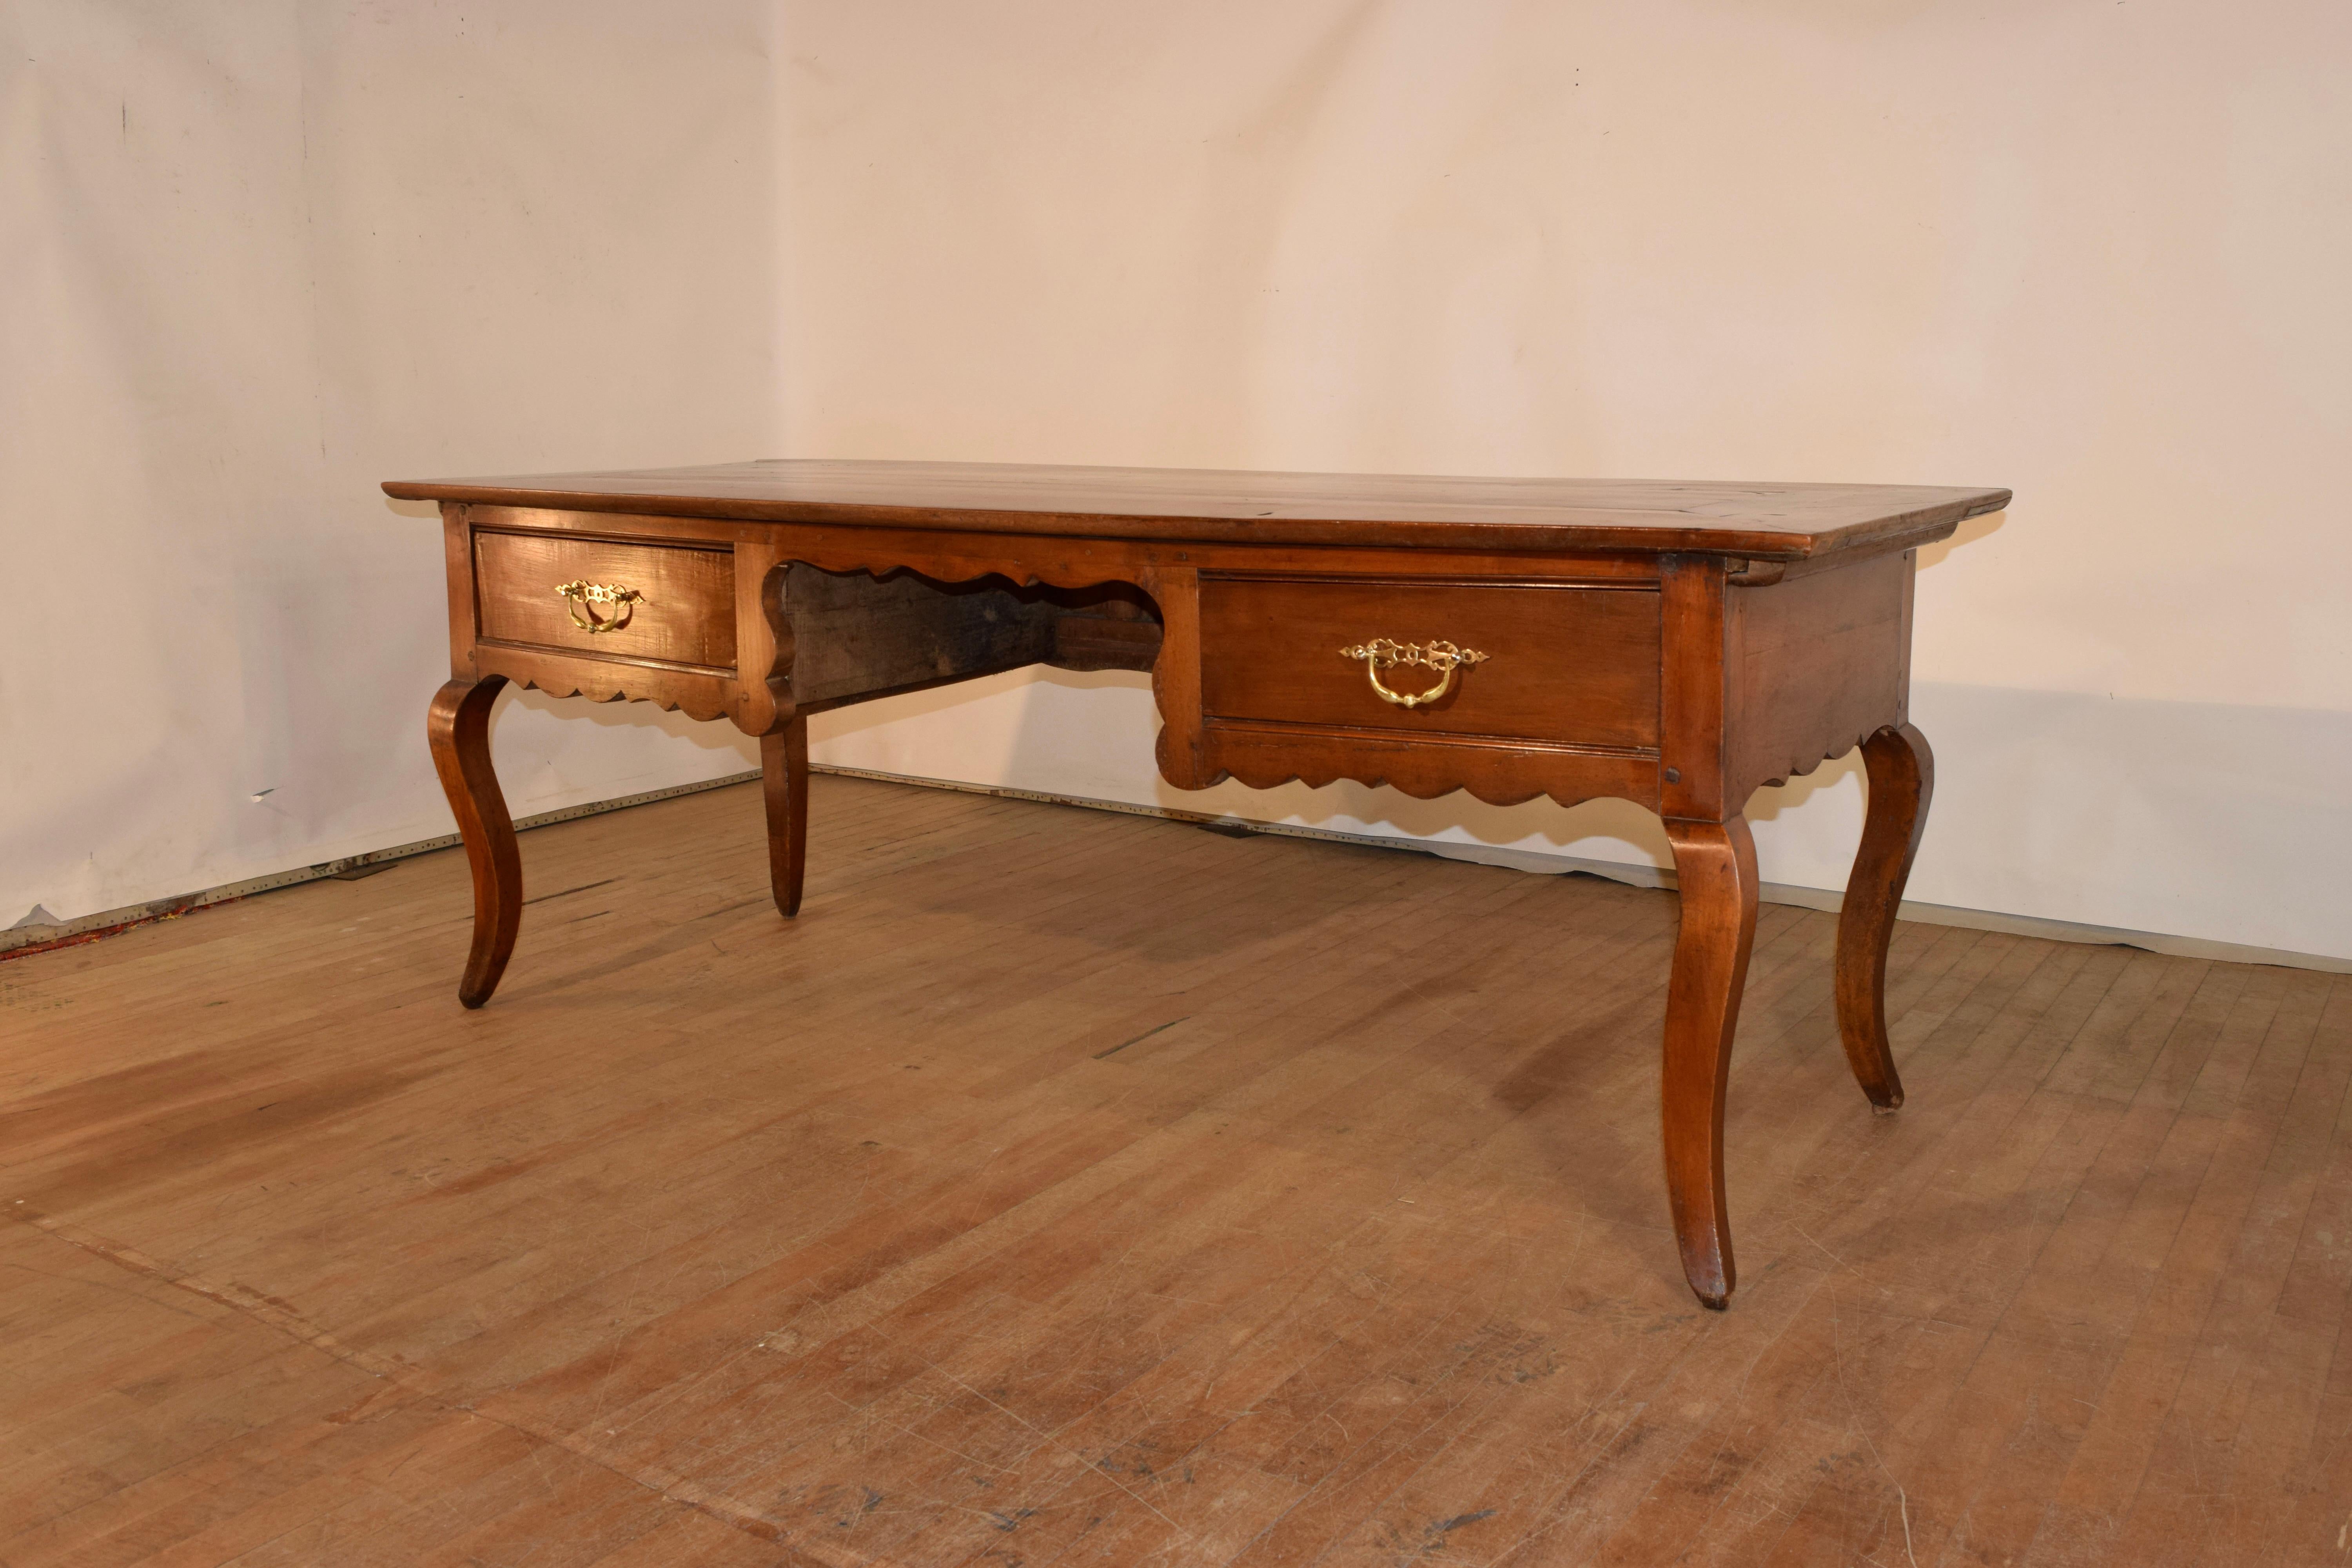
<box><xmin>475</xmin><ymin>531</ymin><xmax>737</xmax><ymax>670</ymax></box>
<box><xmin>1197</xmin><ymin>575</ymin><xmax>1660</xmax><ymax>750</ymax></box>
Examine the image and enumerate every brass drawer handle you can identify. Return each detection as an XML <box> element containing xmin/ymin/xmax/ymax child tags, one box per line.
<box><xmin>1338</xmin><ymin>637</ymin><xmax>1489</xmax><ymax>709</ymax></box>
<box><xmin>554</xmin><ymin>579</ymin><xmax>646</xmax><ymax>634</ymax></box>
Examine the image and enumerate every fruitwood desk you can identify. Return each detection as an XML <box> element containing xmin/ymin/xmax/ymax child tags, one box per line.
<box><xmin>386</xmin><ymin>461</ymin><xmax>2007</xmax><ymax>1309</ymax></box>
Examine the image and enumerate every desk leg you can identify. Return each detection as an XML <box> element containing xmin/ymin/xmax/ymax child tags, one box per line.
<box><xmin>426</xmin><ymin>676</ymin><xmax>521</xmax><ymax>1009</ymax></box>
<box><xmin>760</xmin><ymin>714</ymin><xmax>809</xmax><ymax>918</ymax></box>
<box><xmin>1662</xmin><ymin>815</ymin><xmax>1758</xmax><ymax>1310</ymax></box>
<box><xmin>1834</xmin><ymin>722</ymin><xmax>1934</xmax><ymax>1110</ymax></box>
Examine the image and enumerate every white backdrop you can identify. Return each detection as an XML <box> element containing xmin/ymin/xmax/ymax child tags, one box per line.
<box><xmin>5</xmin><ymin>1</ymin><xmax>2347</xmax><ymax>962</ymax></box>
<box><xmin>786</xmin><ymin>0</ymin><xmax>2352</xmax><ymax>963</ymax></box>
<box><xmin>2</xmin><ymin>0</ymin><xmax>777</xmax><ymax>932</ymax></box>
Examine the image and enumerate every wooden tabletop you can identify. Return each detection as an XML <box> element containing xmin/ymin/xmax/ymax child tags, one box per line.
<box><xmin>385</xmin><ymin>459</ymin><xmax>2009</xmax><ymax>560</ymax></box>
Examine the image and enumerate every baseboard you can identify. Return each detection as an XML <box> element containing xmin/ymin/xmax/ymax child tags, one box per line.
<box><xmin>810</xmin><ymin>764</ymin><xmax>2352</xmax><ymax>977</ymax></box>
<box><xmin>12</xmin><ymin>762</ymin><xmax>2346</xmax><ymax>977</ymax></box>
<box><xmin>0</xmin><ymin>769</ymin><xmax>766</xmax><ymax>960</ymax></box>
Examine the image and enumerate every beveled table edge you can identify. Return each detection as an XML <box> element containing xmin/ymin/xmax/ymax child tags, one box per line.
<box><xmin>387</xmin><ymin>484</ymin><xmax>2008</xmax><ymax>562</ymax></box>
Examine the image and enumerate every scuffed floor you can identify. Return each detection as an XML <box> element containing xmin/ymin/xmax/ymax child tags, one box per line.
<box><xmin>2</xmin><ymin>775</ymin><xmax>2346</xmax><ymax>1565</ymax></box>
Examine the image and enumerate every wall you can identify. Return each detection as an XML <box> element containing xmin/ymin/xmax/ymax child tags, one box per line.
<box><xmin>0</xmin><ymin>0</ymin><xmax>775</xmax><ymax>930</ymax></box>
<box><xmin>5</xmin><ymin>2</ymin><xmax>2345</xmax><ymax>964</ymax></box>
<box><xmin>781</xmin><ymin>0</ymin><xmax>2352</xmax><ymax>962</ymax></box>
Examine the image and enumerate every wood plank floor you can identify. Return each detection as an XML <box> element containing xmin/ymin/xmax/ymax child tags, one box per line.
<box><xmin>1</xmin><ymin>774</ymin><xmax>2346</xmax><ymax>1566</ymax></box>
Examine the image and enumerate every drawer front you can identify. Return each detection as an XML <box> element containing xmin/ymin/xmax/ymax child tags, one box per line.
<box><xmin>475</xmin><ymin>531</ymin><xmax>737</xmax><ymax>670</ymax></box>
<box><xmin>1198</xmin><ymin>575</ymin><xmax>1660</xmax><ymax>750</ymax></box>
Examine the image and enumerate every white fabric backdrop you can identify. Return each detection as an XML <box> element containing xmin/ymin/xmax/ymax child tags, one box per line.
<box><xmin>785</xmin><ymin>0</ymin><xmax>2352</xmax><ymax>962</ymax></box>
<box><xmin>2</xmin><ymin>0</ymin><xmax>777</xmax><ymax>931</ymax></box>
<box><xmin>5</xmin><ymin>1</ymin><xmax>2346</xmax><ymax>962</ymax></box>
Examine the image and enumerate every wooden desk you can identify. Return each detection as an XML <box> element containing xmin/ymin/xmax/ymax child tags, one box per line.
<box><xmin>385</xmin><ymin>461</ymin><xmax>2007</xmax><ymax>1308</ymax></box>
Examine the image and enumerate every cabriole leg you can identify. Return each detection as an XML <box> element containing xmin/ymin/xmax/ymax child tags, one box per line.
<box><xmin>426</xmin><ymin>676</ymin><xmax>520</xmax><ymax>1009</ymax></box>
<box><xmin>1662</xmin><ymin>815</ymin><xmax>1759</xmax><ymax>1310</ymax></box>
<box><xmin>760</xmin><ymin>713</ymin><xmax>809</xmax><ymax>918</ymax></box>
<box><xmin>1834</xmin><ymin>722</ymin><xmax>1935</xmax><ymax>1110</ymax></box>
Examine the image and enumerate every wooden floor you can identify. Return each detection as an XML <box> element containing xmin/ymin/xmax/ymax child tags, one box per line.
<box><xmin>2</xmin><ymin>776</ymin><xmax>2347</xmax><ymax>1567</ymax></box>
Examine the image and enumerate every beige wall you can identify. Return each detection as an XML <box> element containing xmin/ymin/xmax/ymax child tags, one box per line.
<box><xmin>785</xmin><ymin>0</ymin><xmax>2352</xmax><ymax>960</ymax></box>
<box><xmin>5</xmin><ymin>2</ymin><xmax>2345</xmax><ymax>962</ymax></box>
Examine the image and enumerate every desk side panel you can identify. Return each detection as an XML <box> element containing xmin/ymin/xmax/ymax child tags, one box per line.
<box><xmin>1727</xmin><ymin>550</ymin><xmax>1913</xmax><ymax>803</ymax></box>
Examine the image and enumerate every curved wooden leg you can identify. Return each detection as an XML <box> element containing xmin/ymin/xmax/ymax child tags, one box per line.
<box><xmin>760</xmin><ymin>714</ymin><xmax>809</xmax><ymax>918</ymax></box>
<box><xmin>1835</xmin><ymin>722</ymin><xmax>1935</xmax><ymax>1111</ymax></box>
<box><xmin>1662</xmin><ymin>815</ymin><xmax>1759</xmax><ymax>1310</ymax></box>
<box><xmin>426</xmin><ymin>677</ymin><xmax>520</xmax><ymax>1009</ymax></box>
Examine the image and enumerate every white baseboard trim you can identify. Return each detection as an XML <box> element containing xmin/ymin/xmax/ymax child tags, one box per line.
<box><xmin>812</xmin><ymin>764</ymin><xmax>2352</xmax><ymax>977</ymax></box>
<box><xmin>0</xmin><ymin>769</ymin><xmax>767</xmax><ymax>958</ymax></box>
<box><xmin>11</xmin><ymin>762</ymin><xmax>2346</xmax><ymax>977</ymax></box>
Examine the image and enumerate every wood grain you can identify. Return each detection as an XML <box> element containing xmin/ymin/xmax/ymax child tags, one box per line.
<box><xmin>424</xmin><ymin>675</ymin><xmax>519</xmax><ymax>1009</ymax></box>
<box><xmin>387</xmin><ymin>459</ymin><xmax>2009</xmax><ymax>561</ymax></box>
<box><xmin>760</xmin><ymin>716</ymin><xmax>809</xmax><ymax>919</ymax></box>
<box><xmin>1197</xmin><ymin>575</ymin><xmax>1661</xmax><ymax>749</ymax></box>
<box><xmin>0</xmin><ymin>776</ymin><xmax>2336</xmax><ymax>1565</ymax></box>
<box><xmin>1835</xmin><ymin>722</ymin><xmax>1935</xmax><ymax>1109</ymax></box>
<box><xmin>1661</xmin><ymin>815</ymin><xmax>1760</xmax><ymax>1310</ymax></box>
<box><xmin>416</xmin><ymin>468</ymin><xmax>1990</xmax><ymax>1312</ymax></box>
<box><xmin>1726</xmin><ymin>548</ymin><xmax>1912</xmax><ymax>798</ymax></box>
<box><xmin>475</xmin><ymin>530</ymin><xmax>739</xmax><ymax>671</ymax></box>
<box><xmin>777</xmin><ymin>563</ymin><xmax>1056</xmax><ymax>706</ymax></box>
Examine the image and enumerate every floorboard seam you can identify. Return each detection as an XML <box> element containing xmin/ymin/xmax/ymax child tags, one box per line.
<box><xmin>2</xmin><ymin>1201</ymin><xmax>889</xmax><ymax>1567</ymax></box>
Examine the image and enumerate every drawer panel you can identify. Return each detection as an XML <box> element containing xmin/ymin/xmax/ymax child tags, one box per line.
<box><xmin>475</xmin><ymin>531</ymin><xmax>737</xmax><ymax>670</ymax></box>
<box><xmin>1198</xmin><ymin>575</ymin><xmax>1660</xmax><ymax>750</ymax></box>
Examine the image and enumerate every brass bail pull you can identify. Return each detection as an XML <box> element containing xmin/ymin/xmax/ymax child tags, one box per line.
<box><xmin>554</xmin><ymin>579</ymin><xmax>645</xmax><ymax>634</ymax></box>
<box><xmin>1338</xmin><ymin>638</ymin><xmax>1490</xmax><ymax>709</ymax></box>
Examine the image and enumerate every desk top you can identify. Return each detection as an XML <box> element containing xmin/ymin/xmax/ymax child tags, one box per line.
<box><xmin>385</xmin><ymin>459</ymin><xmax>2008</xmax><ymax>561</ymax></box>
